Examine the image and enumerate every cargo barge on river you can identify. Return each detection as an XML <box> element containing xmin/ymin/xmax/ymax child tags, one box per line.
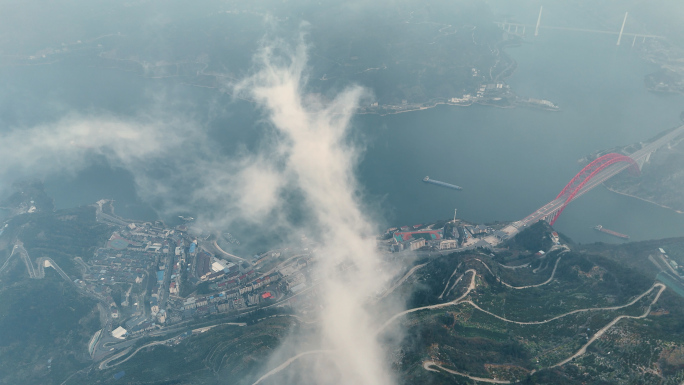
<box><xmin>423</xmin><ymin>176</ymin><xmax>463</xmax><ymax>191</ymax></box>
<box><xmin>594</xmin><ymin>225</ymin><xmax>629</xmax><ymax>240</ymax></box>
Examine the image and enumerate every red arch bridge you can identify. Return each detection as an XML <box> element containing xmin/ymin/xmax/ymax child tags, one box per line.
<box><xmin>497</xmin><ymin>124</ymin><xmax>684</xmax><ymax>239</ymax></box>
<box><xmin>519</xmin><ymin>153</ymin><xmax>640</xmax><ymax>227</ymax></box>
<box><xmin>548</xmin><ymin>153</ymin><xmax>640</xmax><ymax>225</ymax></box>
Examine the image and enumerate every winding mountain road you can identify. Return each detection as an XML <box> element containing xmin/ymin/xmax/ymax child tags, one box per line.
<box><xmin>251</xmin><ymin>350</ymin><xmax>335</xmax><ymax>385</ymax></box>
<box><xmin>464</xmin><ymin>282</ymin><xmax>663</xmax><ymax>325</ymax></box>
<box><xmin>377</xmin><ymin>269</ymin><xmax>478</xmax><ymax>334</ymax></box>
<box><xmin>549</xmin><ymin>283</ymin><xmax>666</xmax><ymax>369</ymax></box>
<box><xmin>378</xmin><ymin>263</ymin><xmax>427</xmax><ymax>301</ymax></box>
<box><xmin>249</xmin><ymin>254</ymin><xmax>668</xmax><ymax>385</ymax></box>
<box><xmin>423</xmin><ymin>361</ymin><xmax>512</xmax><ymax>384</ymax></box>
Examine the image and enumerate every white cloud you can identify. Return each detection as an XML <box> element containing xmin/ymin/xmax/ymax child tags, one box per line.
<box><xmin>236</xmin><ymin>36</ymin><xmax>398</xmax><ymax>385</ymax></box>
<box><xmin>0</xmin><ymin>113</ymin><xmax>186</xmax><ymax>186</ymax></box>
<box><xmin>0</xmin><ymin>30</ymin><xmax>402</xmax><ymax>385</ymax></box>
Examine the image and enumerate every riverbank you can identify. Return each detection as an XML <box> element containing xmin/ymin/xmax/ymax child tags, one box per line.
<box><xmin>357</xmin><ymin>95</ymin><xmax>558</xmax><ymax>117</ymax></box>
<box><xmin>605</xmin><ymin>186</ymin><xmax>684</xmax><ymax>214</ymax></box>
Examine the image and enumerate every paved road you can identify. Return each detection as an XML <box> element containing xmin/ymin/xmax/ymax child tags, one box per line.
<box><xmin>35</xmin><ymin>257</ymin><xmax>74</xmax><ymax>282</ymax></box>
<box><xmin>7</xmin><ymin>243</ymin><xmax>116</xmax><ymax>363</ymax></box>
<box><xmin>249</xmin><ymin>255</ymin><xmax>668</xmax><ymax>385</ymax></box>
<box><xmin>420</xmin><ymin>274</ymin><xmax>667</xmax><ymax>382</ymax></box>
<box><xmin>505</xmin><ymin>124</ymin><xmax>684</xmax><ymax>237</ymax></box>
<box><xmin>377</xmin><ymin>263</ymin><xmax>427</xmax><ymax>301</ymax></box>
<box><xmin>201</xmin><ymin>239</ymin><xmax>250</xmax><ymax>266</ymax></box>
<box><xmin>99</xmin><ymin>322</ymin><xmax>247</xmax><ymax>370</ymax></box>
<box><xmin>475</xmin><ymin>256</ymin><xmax>562</xmax><ymax>290</ymax></box>
<box><xmin>423</xmin><ymin>360</ymin><xmax>512</xmax><ymax>384</ymax></box>
<box><xmin>11</xmin><ymin>242</ymin><xmax>77</xmax><ymax>284</ymax></box>
<box><xmin>465</xmin><ymin>282</ymin><xmax>662</xmax><ymax>325</ymax></box>
<box><xmin>377</xmin><ymin>269</ymin><xmax>478</xmax><ymax>334</ymax></box>
<box><xmin>248</xmin><ymin>270</ymin><xmax>479</xmax><ymax>385</ymax></box>
<box><xmin>438</xmin><ymin>263</ymin><xmax>463</xmax><ymax>299</ymax></box>
<box><xmin>0</xmin><ymin>244</ymin><xmax>21</xmax><ymax>276</ymax></box>
<box><xmin>549</xmin><ymin>283</ymin><xmax>666</xmax><ymax>369</ymax></box>
<box><xmin>251</xmin><ymin>350</ymin><xmax>334</xmax><ymax>385</ymax></box>
<box><xmin>15</xmin><ymin>243</ymin><xmax>37</xmax><ymax>278</ymax></box>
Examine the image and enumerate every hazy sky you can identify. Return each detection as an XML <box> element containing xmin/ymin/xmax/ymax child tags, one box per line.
<box><xmin>1</xmin><ymin>1</ymin><xmax>684</xmax><ymax>384</ymax></box>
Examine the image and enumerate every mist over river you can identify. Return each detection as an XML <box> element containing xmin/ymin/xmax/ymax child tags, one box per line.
<box><xmin>4</xmin><ymin>31</ymin><xmax>683</xmax><ymax>245</ymax></box>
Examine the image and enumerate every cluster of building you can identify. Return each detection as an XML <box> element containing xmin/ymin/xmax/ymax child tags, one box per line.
<box><xmin>196</xmin><ymin>251</ymin><xmax>236</xmax><ymax>281</ymax></box>
<box><xmin>86</xmin><ymin>247</ymin><xmax>153</xmax><ymax>288</ymax></box>
<box><xmin>80</xmin><ymin>219</ymin><xmax>197</xmax><ymax>340</ymax></box>
<box><xmin>386</xmin><ymin>222</ymin><xmax>510</xmax><ymax>253</ymax></box>
<box><xmin>174</xmin><ymin>281</ymin><xmax>278</xmax><ymax>320</ymax></box>
<box><xmin>387</xmin><ymin>226</ymin><xmax>441</xmax><ymax>252</ymax></box>
<box><xmin>91</xmin><ymin>209</ymin><xmax>332</xmax><ymax>342</ymax></box>
<box><xmin>82</xmin><ymin>222</ymin><xmax>184</xmax><ymax>315</ymax></box>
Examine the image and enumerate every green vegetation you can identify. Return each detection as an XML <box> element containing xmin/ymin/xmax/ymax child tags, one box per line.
<box><xmin>0</xmin><ymin>273</ymin><xmax>100</xmax><ymax>385</ymax></box>
<box><xmin>76</xmin><ymin>317</ymin><xmax>294</xmax><ymax>385</ymax></box>
<box><xmin>0</xmin><ymin>190</ymin><xmax>115</xmax><ymax>384</ymax></box>
<box><xmin>388</xmin><ymin>233</ymin><xmax>684</xmax><ymax>384</ymax></box>
<box><xmin>1</xmin><ymin>181</ymin><xmax>54</xmax><ymax>213</ymax></box>
<box><xmin>4</xmin><ymin>187</ymin><xmax>684</xmax><ymax>384</ymax></box>
<box><xmin>10</xmin><ymin>205</ymin><xmax>112</xmax><ymax>277</ymax></box>
<box><xmin>507</xmin><ymin>221</ymin><xmax>555</xmax><ymax>252</ymax></box>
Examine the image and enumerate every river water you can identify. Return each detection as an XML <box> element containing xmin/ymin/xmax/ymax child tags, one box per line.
<box><xmin>4</xmin><ymin>31</ymin><xmax>684</xmax><ymax>245</ymax></box>
<box><xmin>354</xmin><ymin>31</ymin><xmax>684</xmax><ymax>244</ymax></box>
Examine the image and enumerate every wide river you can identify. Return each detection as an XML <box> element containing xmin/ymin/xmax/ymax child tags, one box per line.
<box><xmin>354</xmin><ymin>31</ymin><xmax>684</xmax><ymax>244</ymax></box>
<box><xmin>4</xmin><ymin>31</ymin><xmax>683</xmax><ymax>245</ymax></box>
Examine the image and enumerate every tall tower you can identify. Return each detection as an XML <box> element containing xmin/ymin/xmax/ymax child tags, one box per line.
<box><xmin>617</xmin><ymin>12</ymin><xmax>628</xmax><ymax>45</ymax></box>
<box><xmin>535</xmin><ymin>6</ymin><xmax>543</xmax><ymax>36</ymax></box>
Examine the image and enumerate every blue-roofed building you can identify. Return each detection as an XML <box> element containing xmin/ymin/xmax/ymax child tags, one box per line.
<box><xmin>157</xmin><ymin>270</ymin><xmax>164</xmax><ymax>283</ymax></box>
<box><xmin>189</xmin><ymin>242</ymin><xmax>196</xmax><ymax>254</ymax></box>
